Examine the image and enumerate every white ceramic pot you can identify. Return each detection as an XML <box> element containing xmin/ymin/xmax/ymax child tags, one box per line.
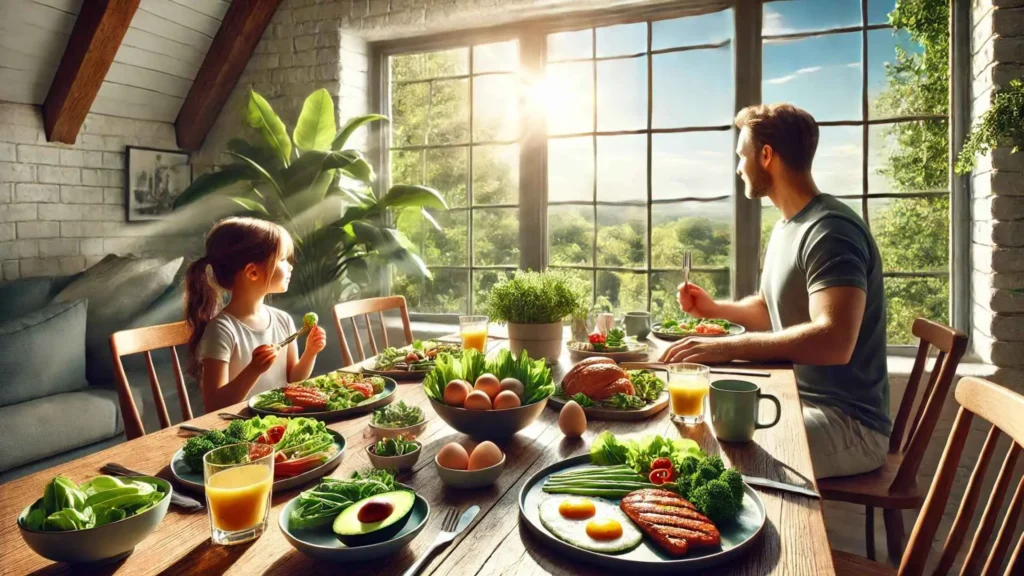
<box><xmin>507</xmin><ymin>321</ymin><xmax>563</xmax><ymax>363</ymax></box>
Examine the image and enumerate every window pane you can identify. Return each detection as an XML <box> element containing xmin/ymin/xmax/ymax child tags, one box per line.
<box><xmin>474</xmin><ymin>41</ymin><xmax>517</xmax><ymax>73</ymax></box>
<box><xmin>814</xmin><ymin>126</ymin><xmax>862</xmax><ymax>196</ymax></box>
<box><xmin>545</xmin><ymin>61</ymin><xmax>593</xmax><ymax>135</ymax></box>
<box><xmin>651</xmin><ymin>270</ymin><xmax>730</xmax><ymax>320</ymax></box>
<box><xmin>421</xmin><ymin>268</ymin><xmax>469</xmax><ymax>314</ymax></box>
<box><xmin>425</xmin><ymin>147</ymin><xmax>468</xmax><ymax>208</ymax></box>
<box><xmin>391</xmin><ymin>48</ymin><xmax>469</xmax><ymax>82</ymax></box>
<box><xmin>885</xmin><ymin>276</ymin><xmax>947</xmax><ymax>345</ymax></box>
<box><xmin>596</xmin><ymin>270</ymin><xmax>647</xmax><ymax>313</ymax></box>
<box><xmin>872</xmin><ymin>195</ymin><xmax>949</xmax><ymax>272</ymax></box>
<box><xmin>473</xmin><ymin>269</ymin><xmax>515</xmax><ymax>314</ymax></box>
<box><xmin>652</xmin><ymin>201</ymin><xmax>732</xmax><ymax>269</ymax></box>
<box><xmin>596</xmin><ymin>23</ymin><xmax>646</xmax><ymax>58</ymax></box>
<box><xmin>549</xmin><ymin>205</ymin><xmax>594</xmax><ymax>266</ymax></box>
<box><xmin>763</xmin><ymin>0</ymin><xmax>861</xmax><ymax>36</ymax></box>
<box><xmin>424</xmin><ymin>209</ymin><xmax>469</xmax><ymax>266</ymax></box>
<box><xmin>391</xmin><ymin>150</ymin><xmax>422</xmax><ymax>187</ymax></box>
<box><xmin>548</xmin><ymin>137</ymin><xmax>593</xmax><ymax>202</ymax></box>
<box><xmin>652</xmin><ymin>10</ymin><xmax>731</xmax><ymax>51</ymax></box>
<box><xmin>473</xmin><ymin>144</ymin><xmax>518</xmax><ymax>205</ymax></box>
<box><xmin>654</xmin><ymin>45</ymin><xmax>733</xmax><ymax>128</ymax></box>
<box><xmin>552</xmin><ymin>267</ymin><xmax>596</xmax><ymax>308</ymax></box>
<box><xmin>428</xmin><ymin>79</ymin><xmax>469</xmax><ymax>145</ymax></box>
<box><xmin>868</xmin><ymin>29</ymin><xmax>941</xmax><ymax>119</ymax></box>
<box><xmin>868</xmin><ymin>121</ymin><xmax>948</xmax><ymax>194</ymax></box>
<box><xmin>597</xmin><ymin>135</ymin><xmax>646</xmax><ymax>202</ymax></box>
<box><xmin>391</xmin><ymin>83</ymin><xmax>429</xmax><ymax>147</ymax></box>
<box><xmin>596</xmin><ymin>205</ymin><xmax>647</xmax><ymax>268</ymax></box>
<box><xmin>763</xmin><ymin>33</ymin><xmax>861</xmax><ymax>122</ymax></box>
<box><xmin>473</xmin><ymin>208</ymin><xmax>520</xmax><ymax>266</ymax></box>
<box><xmin>548</xmin><ymin>29</ymin><xmax>592</xmax><ymax>62</ymax></box>
<box><xmin>868</xmin><ymin>0</ymin><xmax>897</xmax><ymax>25</ymax></box>
<box><xmin>652</xmin><ymin>131</ymin><xmax>733</xmax><ymax>200</ymax></box>
<box><xmin>597</xmin><ymin>56</ymin><xmax>647</xmax><ymax>131</ymax></box>
<box><xmin>474</xmin><ymin>73</ymin><xmax>518</xmax><ymax>141</ymax></box>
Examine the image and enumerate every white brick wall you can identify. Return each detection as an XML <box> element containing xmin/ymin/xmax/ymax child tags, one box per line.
<box><xmin>0</xmin><ymin>103</ymin><xmax>194</xmax><ymax>281</ymax></box>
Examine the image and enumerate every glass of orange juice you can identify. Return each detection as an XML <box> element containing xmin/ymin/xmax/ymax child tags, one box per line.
<box><xmin>459</xmin><ymin>315</ymin><xmax>489</xmax><ymax>352</ymax></box>
<box><xmin>667</xmin><ymin>363</ymin><xmax>710</xmax><ymax>425</ymax></box>
<box><xmin>203</xmin><ymin>442</ymin><xmax>274</xmax><ymax>545</ymax></box>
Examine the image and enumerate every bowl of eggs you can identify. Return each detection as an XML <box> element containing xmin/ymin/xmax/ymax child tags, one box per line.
<box><xmin>435</xmin><ymin>441</ymin><xmax>506</xmax><ymax>489</ymax></box>
<box><xmin>429</xmin><ymin>373</ymin><xmax>549</xmax><ymax>439</ymax></box>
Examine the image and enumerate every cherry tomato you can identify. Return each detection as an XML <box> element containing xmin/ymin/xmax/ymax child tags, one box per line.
<box><xmin>405</xmin><ymin>352</ymin><xmax>419</xmax><ymax>362</ymax></box>
<box><xmin>649</xmin><ymin>468</ymin><xmax>673</xmax><ymax>485</ymax></box>
<box><xmin>651</xmin><ymin>457</ymin><xmax>673</xmax><ymax>471</ymax></box>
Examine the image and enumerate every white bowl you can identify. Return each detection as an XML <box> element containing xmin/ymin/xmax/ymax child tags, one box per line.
<box><xmin>367</xmin><ymin>419</ymin><xmax>428</xmax><ymax>440</ymax></box>
<box><xmin>366</xmin><ymin>443</ymin><xmax>422</xmax><ymax>471</ymax></box>
<box><xmin>435</xmin><ymin>453</ymin><xmax>506</xmax><ymax>489</ymax></box>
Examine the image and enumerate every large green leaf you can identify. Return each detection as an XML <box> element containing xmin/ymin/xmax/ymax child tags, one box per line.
<box><xmin>341</xmin><ymin>257</ymin><xmax>370</xmax><ymax>286</ymax></box>
<box><xmin>293</xmin><ymin>89</ymin><xmax>336</xmax><ymax>151</ymax></box>
<box><xmin>173</xmin><ymin>164</ymin><xmax>255</xmax><ymax>208</ymax></box>
<box><xmin>378</xmin><ymin>185</ymin><xmax>448</xmax><ymax>210</ymax></box>
<box><xmin>245</xmin><ymin>90</ymin><xmax>292</xmax><ymax>166</ymax></box>
<box><xmin>331</xmin><ymin>114</ymin><xmax>387</xmax><ymax>150</ymax></box>
<box><xmin>228</xmin><ymin>152</ymin><xmax>283</xmax><ymax>197</ymax></box>
<box><xmin>285</xmin><ymin>150</ymin><xmax>366</xmax><ymax>193</ymax></box>
<box><xmin>230</xmin><ymin>197</ymin><xmax>269</xmax><ymax>215</ymax></box>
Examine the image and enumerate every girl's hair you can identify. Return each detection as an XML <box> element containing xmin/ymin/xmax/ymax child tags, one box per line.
<box><xmin>185</xmin><ymin>217</ymin><xmax>293</xmax><ymax>376</ymax></box>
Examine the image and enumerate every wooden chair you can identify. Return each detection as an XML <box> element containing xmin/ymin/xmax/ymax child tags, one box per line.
<box><xmin>819</xmin><ymin>318</ymin><xmax>968</xmax><ymax>564</ymax></box>
<box><xmin>332</xmin><ymin>296</ymin><xmax>414</xmax><ymax>367</ymax></box>
<box><xmin>833</xmin><ymin>377</ymin><xmax>1024</xmax><ymax>575</ymax></box>
<box><xmin>110</xmin><ymin>321</ymin><xmax>193</xmax><ymax>440</ymax></box>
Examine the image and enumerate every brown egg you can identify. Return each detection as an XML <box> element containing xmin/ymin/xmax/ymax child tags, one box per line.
<box><xmin>474</xmin><ymin>373</ymin><xmax>501</xmax><ymax>400</ymax></box>
<box><xmin>463</xmin><ymin>390</ymin><xmax>493</xmax><ymax>411</ymax></box>
<box><xmin>493</xmin><ymin>390</ymin><xmax>522</xmax><ymax>410</ymax></box>
<box><xmin>436</xmin><ymin>442</ymin><xmax>469</xmax><ymax>470</ymax></box>
<box><xmin>444</xmin><ymin>380</ymin><xmax>471</xmax><ymax>407</ymax></box>
<box><xmin>499</xmin><ymin>377</ymin><xmax>525</xmax><ymax>399</ymax></box>
<box><xmin>558</xmin><ymin>400</ymin><xmax>587</xmax><ymax>438</ymax></box>
<box><xmin>468</xmin><ymin>441</ymin><xmax>503</xmax><ymax>471</ymax></box>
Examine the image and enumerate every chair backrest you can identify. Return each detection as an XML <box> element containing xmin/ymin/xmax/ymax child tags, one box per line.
<box><xmin>332</xmin><ymin>296</ymin><xmax>414</xmax><ymax>367</ymax></box>
<box><xmin>899</xmin><ymin>377</ymin><xmax>1024</xmax><ymax>576</ymax></box>
<box><xmin>109</xmin><ymin>321</ymin><xmax>192</xmax><ymax>440</ymax></box>
<box><xmin>888</xmin><ymin>318</ymin><xmax>969</xmax><ymax>493</ymax></box>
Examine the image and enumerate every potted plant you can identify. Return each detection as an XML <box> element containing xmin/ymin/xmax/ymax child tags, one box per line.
<box><xmin>484</xmin><ymin>270</ymin><xmax>589</xmax><ymax>362</ymax></box>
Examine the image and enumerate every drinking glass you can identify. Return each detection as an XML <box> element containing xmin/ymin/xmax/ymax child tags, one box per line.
<box><xmin>203</xmin><ymin>443</ymin><xmax>274</xmax><ymax>545</ymax></box>
<box><xmin>667</xmin><ymin>363</ymin><xmax>710</xmax><ymax>425</ymax></box>
<box><xmin>460</xmin><ymin>315</ymin><xmax>489</xmax><ymax>352</ymax></box>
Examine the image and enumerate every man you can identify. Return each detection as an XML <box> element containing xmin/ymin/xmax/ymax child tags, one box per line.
<box><xmin>661</xmin><ymin>103</ymin><xmax>890</xmax><ymax>480</ymax></box>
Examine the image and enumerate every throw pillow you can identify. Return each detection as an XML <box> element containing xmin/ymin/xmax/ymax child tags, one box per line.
<box><xmin>0</xmin><ymin>299</ymin><xmax>88</xmax><ymax>407</ymax></box>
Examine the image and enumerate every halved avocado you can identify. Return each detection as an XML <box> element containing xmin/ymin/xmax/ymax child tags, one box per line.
<box><xmin>333</xmin><ymin>490</ymin><xmax>415</xmax><ymax>540</ymax></box>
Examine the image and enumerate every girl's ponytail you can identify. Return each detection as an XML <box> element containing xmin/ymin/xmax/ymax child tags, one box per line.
<box><xmin>185</xmin><ymin>256</ymin><xmax>219</xmax><ymax>376</ymax></box>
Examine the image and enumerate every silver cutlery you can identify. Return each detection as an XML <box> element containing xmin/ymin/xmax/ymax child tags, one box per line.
<box><xmin>682</xmin><ymin>250</ymin><xmax>691</xmax><ymax>287</ymax></box>
<box><xmin>622</xmin><ymin>362</ymin><xmax>771</xmax><ymax>378</ymax></box>
<box><xmin>218</xmin><ymin>412</ymin><xmax>247</xmax><ymax>421</ymax></box>
<box><xmin>742</xmin><ymin>475</ymin><xmax>820</xmax><ymax>499</ymax></box>
<box><xmin>403</xmin><ymin>505</ymin><xmax>479</xmax><ymax>576</ymax></box>
<box><xmin>274</xmin><ymin>325</ymin><xmax>310</xmax><ymax>350</ymax></box>
<box><xmin>178</xmin><ymin>424</ymin><xmax>210</xmax><ymax>435</ymax></box>
<box><xmin>710</xmin><ymin>368</ymin><xmax>771</xmax><ymax>378</ymax></box>
<box><xmin>102</xmin><ymin>463</ymin><xmax>205</xmax><ymax>511</ymax></box>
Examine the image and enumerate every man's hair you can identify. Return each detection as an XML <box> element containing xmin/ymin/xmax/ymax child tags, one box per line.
<box><xmin>734</xmin><ymin>104</ymin><xmax>819</xmax><ymax>171</ymax></box>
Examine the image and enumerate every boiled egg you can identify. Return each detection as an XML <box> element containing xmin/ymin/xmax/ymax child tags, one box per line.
<box><xmin>463</xmin><ymin>390</ymin><xmax>492</xmax><ymax>410</ymax></box>
<box><xmin>468</xmin><ymin>441</ymin><xmax>503</xmax><ymax>470</ymax></box>
<box><xmin>436</xmin><ymin>442</ymin><xmax>469</xmax><ymax>470</ymax></box>
<box><xmin>444</xmin><ymin>380</ymin><xmax>471</xmax><ymax>407</ymax></box>
<box><xmin>558</xmin><ymin>400</ymin><xmax>587</xmax><ymax>437</ymax></box>
<box><xmin>493</xmin><ymin>390</ymin><xmax>522</xmax><ymax>410</ymax></box>
<box><xmin>474</xmin><ymin>373</ymin><xmax>501</xmax><ymax>400</ymax></box>
<box><xmin>499</xmin><ymin>377</ymin><xmax>524</xmax><ymax>399</ymax></box>
<box><xmin>539</xmin><ymin>496</ymin><xmax>642</xmax><ymax>553</ymax></box>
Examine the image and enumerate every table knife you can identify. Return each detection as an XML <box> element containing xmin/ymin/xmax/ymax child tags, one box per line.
<box><xmin>102</xmin><ymin>463</ymin><xmax>205</xmax><ymax>511</ymax></box>
<box><xmin>743</xmin><ymin>475</ymin><xmax>820</xmax><ymax>499</ymax></box>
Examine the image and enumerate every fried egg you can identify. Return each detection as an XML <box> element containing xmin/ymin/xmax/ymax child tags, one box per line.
<box><xmin>538</xmin><ymin>496</ymin><xmax>642</xmax><ymax>554</ymax></box>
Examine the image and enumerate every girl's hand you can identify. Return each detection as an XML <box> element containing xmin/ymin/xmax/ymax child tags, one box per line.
<box><xmin>247</xmin><ymin>344</ymin><xmax>278</xmax><ymax>375</ymax></box>
<box><xmin>304</xmin><ymin>326</ymin><xmax>327</xmax><ymax>356</ymax></box>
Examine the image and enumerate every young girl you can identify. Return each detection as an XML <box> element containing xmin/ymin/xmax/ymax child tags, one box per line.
<box><xmin>185</xmin><ymin>217</ymin><xmax>327</xmax><ymax>412</ymax></box>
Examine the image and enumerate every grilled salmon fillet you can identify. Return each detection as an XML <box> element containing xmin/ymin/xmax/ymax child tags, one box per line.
<box><xmin>619</xmin><ymin>489</ymin><xmax>721</xmax><ymax>556</ymax></box>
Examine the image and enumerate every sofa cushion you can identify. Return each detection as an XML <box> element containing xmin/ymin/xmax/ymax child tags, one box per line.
<box><xmin>0</xmin><ymin>299</ymin><xmax>88</xmax><ymax>407</ymax></box>
<box><xmin>0</xmin><ymin>388</ymin><xmax>123</xmax><ymax>473</ymax></box>
<box><xmin>0</xmin><ymin>275</ymin><xmax>77</xmax><ymax>322</ymax></box>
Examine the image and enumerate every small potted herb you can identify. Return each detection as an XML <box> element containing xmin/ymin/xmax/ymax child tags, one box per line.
<box><xmin>484</xmin><ymin>270</ymin><xmax>589</xmax><ymax>362</ymax></box>
<box><xmin>366</xmin><ymin>436</ymin><xmax>421</xmax><ymax>471</ymax></box>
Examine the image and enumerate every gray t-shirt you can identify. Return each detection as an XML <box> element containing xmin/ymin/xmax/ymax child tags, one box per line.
<box><xmin>760</xmin><ymin>194</ymin><xmax>891</xmax><ymax>436</ymax></box>
<box><xmin>197</xmin><ymin>306</ymin><xmax>296</xmax><ymax>396</ymax></box>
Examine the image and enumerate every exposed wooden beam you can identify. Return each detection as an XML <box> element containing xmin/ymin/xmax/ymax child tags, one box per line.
<box><xmin>175</xmin><ymin>0</ymin><xmax>284</xmax><ymax>151</ymax></box>
<box><xmin>43</xmin><ymin>0</ymin><xmax>141</xmax><ymax>144</ymax></box>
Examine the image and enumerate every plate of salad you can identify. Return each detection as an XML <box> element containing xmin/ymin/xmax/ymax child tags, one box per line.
<box><xmin>568</xmin><ymin>328</ymin><xmax>651</xmax><ymax>363</ymax></box>
<box><xmin>362</xmin><ymin>340</ymin><xmax>463</xmax><ymax>379</ymax></box>
<box><xmin>171</xmin><ymin>415</ymin><xmax>345</xmax><ymax>493</ymax></box>
<box><xmin>550</xmin><ymin>362</ymin><xmax>669</xmax><ymax>421</ymax></box>
<box><xmin>249</xmin><ymin>370</ymin><xmax>397</xmax><ymax>420</ymax></box>
<box><xmin>652</xmin><ymin>318</ymin><xmax>745</xmax><ymax>341</ymax></box>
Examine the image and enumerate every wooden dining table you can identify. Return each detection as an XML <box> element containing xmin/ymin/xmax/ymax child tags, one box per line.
<box><xmin>0</xmin><ymin>338</ymin><xmax>835</xmax><ymax>575</ymax></box>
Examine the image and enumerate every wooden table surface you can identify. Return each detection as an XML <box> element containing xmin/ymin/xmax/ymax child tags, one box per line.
<box><xmin>0</xmin><ymin>342</ymin><xmax>835</xmax><ymax>575</ymax></box>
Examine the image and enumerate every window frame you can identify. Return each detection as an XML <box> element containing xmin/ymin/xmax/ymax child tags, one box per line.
<box><xmin>368</xmin><ymin>0</ymin><xmax>970</xmax><ymax>349</ymax></box>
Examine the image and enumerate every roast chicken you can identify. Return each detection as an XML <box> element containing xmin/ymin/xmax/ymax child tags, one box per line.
<box><xmin>561</xmin><ymin>357</ymin><xmax>635</xmax><ymax>401</ymax></box>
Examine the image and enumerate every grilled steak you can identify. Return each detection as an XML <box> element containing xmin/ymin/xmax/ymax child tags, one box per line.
<box><xmin>619</xmin><ymin>489</ymin><xmax>721</xmax><ymax>556</ymax></box>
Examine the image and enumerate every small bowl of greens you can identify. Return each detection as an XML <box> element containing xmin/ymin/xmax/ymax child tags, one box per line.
<box><xmin>17</xmin><ymin>474</ymin><xmax>172</xmax><ymax>564</ymax></box>
<box><xmin>367</xmin><ymin>401</ymin><xmax>427</xmax><ymax>440</ymax></box>
<box><xmin>366</xmin><ymin>437</ymin><xmax>422</xmax><ymax>471</ymax></box>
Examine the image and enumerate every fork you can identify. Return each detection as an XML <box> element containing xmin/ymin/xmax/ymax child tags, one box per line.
<box><xmin>682</xmin><ymin>250</ymin><xmax>692</xmax><ymax>287</ymax></box>
<box><xmin>402</xmin><ymin>505</ymin><xmax>479</xmax><ymax>576</ymax></box>
<box><xmin>274</xmin><ymin>325</ymin><xmax>310</xmax><ymax>350</ymax></box>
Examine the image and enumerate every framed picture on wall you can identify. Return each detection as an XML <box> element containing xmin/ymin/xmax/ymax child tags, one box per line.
<box><xmin>125</xmin><ymin>146</ymin><xmax>192</xmax><ymax>222</ymax></box>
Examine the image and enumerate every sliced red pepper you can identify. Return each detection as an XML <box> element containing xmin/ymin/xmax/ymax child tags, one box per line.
<box><xmin>346</xmin><ymin>381</ymin><xmax>374</xmax><ymax>399</ymax></box>
<box><xmin>258</xmin><ymin>425</ymin><xmax>287</xmax><ymax>445</ymax></box>
<box><xmin>649</xmin><ymin>468</ymin><xmax>673</xmax><ymax>485</ymax></box>
<box><xmin>274</xmin><ymin>451</ymin><xmax>288</xmax><ymax>464</ymax></box>
<box><xmin>651</xmin><ymin>457</ymin><xmax>673</xmax><ymax>471</ymax></box>
<box><xmin>274</xmin><ymin>452</ymin><xmax>330</xmax><ymax>478</ymax></box>
<box><xmin>275</xmin><ymin>405</ymin><xmax>305</xmax><ymax>413</ymax></box>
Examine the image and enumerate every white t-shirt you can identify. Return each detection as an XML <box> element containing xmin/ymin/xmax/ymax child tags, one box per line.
<box><xmin>196</xmin><ymin>306</ymin><xmax>296</xmax><ymax>396</ymax></box>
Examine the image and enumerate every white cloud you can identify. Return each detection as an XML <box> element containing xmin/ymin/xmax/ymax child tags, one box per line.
<box><xmin>765</xmin><ymin>65</ymin><xmax>823</xmax><ymax>85</ymax></box>
<box><xmin>762</xmin><ymin>11</ymin><xmax>794</xmax><ymax>36</ymax></box>
<box><xmin>796</xmin><ymin>66</ymin><xmax>822</xmax><ymax>75</ymax></box>
<box><xmin>846</xmin><ymin>62</ymin><xmax>861</xmax><ymax>69</ymax></box>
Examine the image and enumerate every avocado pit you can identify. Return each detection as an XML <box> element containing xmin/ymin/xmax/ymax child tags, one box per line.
<box><xmin>357</xmin><ymin>499</ymin><xmax>394</xmax><ymax>524</ymax></box>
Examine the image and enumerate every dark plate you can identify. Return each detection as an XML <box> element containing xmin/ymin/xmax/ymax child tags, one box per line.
<box><xmin>566</xmin><ymin>341</ymin><xmax>651</xmax><ymax>363</ymax></box>
<box><xmin>248</xmin><ymin>378</ymin><xmax>398</xmax><ymax>420</ymax></box>
<box><xmin>278</xmin><ymin>483</ymin><xmax>429</xmax><ymax>562</ymax></box>
<box><xmin>547</xmin><ymin>391</ymin><xmax>669</xmax><ymax>421</ymax></box>
<box><xmin>651</xmin><ymin>323</ymin><xmax>746</xmax><ymax>341</ymax></box>
<box><xmin>359</xmin><ymin>357</ymin><xmax>431</xmax><ymax>381</ymax></box>
<box><xmin>170</xmin><ymin>429</ymin><xmax>346</xmax><ymax>493</ymax></box>
<box><xmin>519</xmin><ymin>455</ymin><xmax>766</xmax><ymax>573</ymax></box>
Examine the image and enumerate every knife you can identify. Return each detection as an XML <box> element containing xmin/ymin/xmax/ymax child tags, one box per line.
<box><xmin>178</xmin><ymin>424</ymin><xmax>210</xmax><ymax>435</ymax></box>
<box><xmin>743</xmin><ymin>475</ymin><xmax>820</xmax><ymax>499</ymax></box>
<box><xmin>102</xmin><ymin>463</ymin><xmax>205</xmax><ymax>511</ymax></box>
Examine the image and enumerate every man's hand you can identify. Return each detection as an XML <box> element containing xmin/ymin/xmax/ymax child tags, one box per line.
<box><xmin>678</xmin><ymin>283</ymin><xmax>718</xmax><ymax>319</ymax></box>
<box><xmin>304</xmin><ymin>326</ymin><xmax>327</xmax><ymax>357</ymax></box>
<box><xmin>659</xmin><ymin>336</ymin><xmax>736</xmax><ymax>364</ymax></box>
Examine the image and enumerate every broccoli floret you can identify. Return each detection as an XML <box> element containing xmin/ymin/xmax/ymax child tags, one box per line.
<box><xmin>204</xmin><ymin>430</ymin><xmax>230</xmax><ymax>447</ymax></box>
<box><xmin>705</xmin><ymin>455</ymin><xmax>725</xmax><ymax>475</ymax></box>
<box><xmin>690</xmin><ymin>479</ymin><xmax>739</xmax><ymax>524</ymax></box>
<box><xmin>720</xmin><ymin>468</ymin><xmax>744</xmax><ymax>502</ymax></box>
<box><xmin>678</xmin><ymin>455</ymin><xmax>701</xmax><ymax>476</ymax></box>
<box><xmin>225</xmin><ymin>420</ymin><xmax>249</xmax><ymax>441</ymax></box>
<box><xmin>182</xmin><ymin>436</ymin><xmax>215</xmax><ymax>473</ymax></box>
<box><xmin>693</xmin><ymin>460</ymin><xmax>720</xmax><ymax>485</ymax></box>
<box><xmin>675</xmin><ymin>474</ymin><xmax>693</xmax><ymax>499</ymax></box>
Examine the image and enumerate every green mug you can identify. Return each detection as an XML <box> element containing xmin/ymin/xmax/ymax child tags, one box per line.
<box><xmin>623</xmin><ymin>311</ymin><xmax>651</xmax><ymax>340</ymax></box>
<box><xmin>709</xmin><ymin>380</ymin><xmax>781</xmax><ymax>442</ymax></box>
